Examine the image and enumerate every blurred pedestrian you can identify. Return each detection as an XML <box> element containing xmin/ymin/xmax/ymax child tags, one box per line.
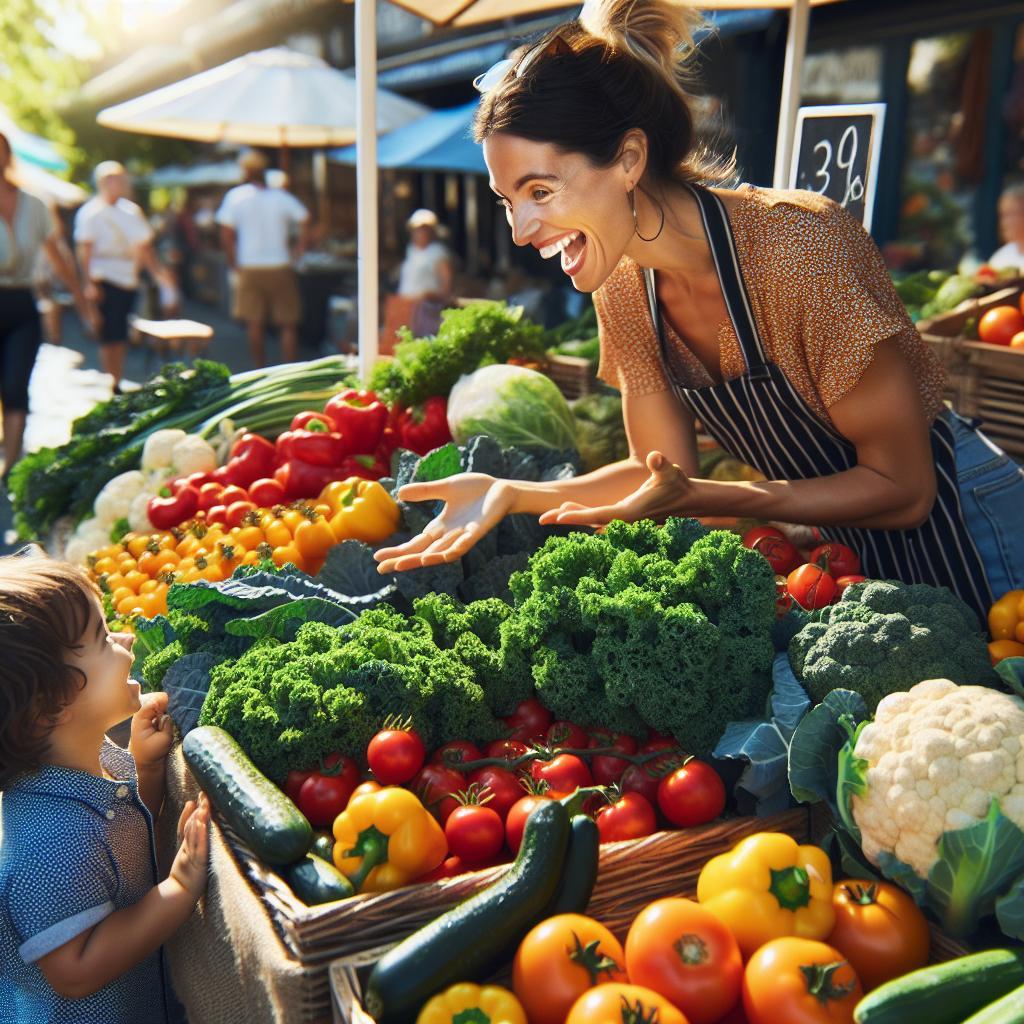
<box><xmin>216</xmin><ymin>150</ymin><xmax>310</xmax><ymax>367</ymax></box>
<box><xmin>0</xmin><ymin>131</ymin><xmax>92</xmax><ymax>478</ymax></box>
<box><xmin>397</xmin><ymin>208</ymin><xmax>452</xmax><ymax>336</ymax></box>
<box><xmin>991</xmin><ymin>182</ymin><xmax>1024</xmax><ymax>270</ymax></box>
<box><xmin>74</xmin><ymin>161</ymin><xmax>175</xmax><ymax>392</ymax></box>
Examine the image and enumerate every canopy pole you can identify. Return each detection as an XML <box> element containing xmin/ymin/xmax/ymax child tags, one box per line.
<box><xmin>356</xmin><ymin>0</ymin><xmax>379</xmax><ymax>381</ymax></box>
<box><xmin>772</xmin><ymin>0</ymin><xmax>810</xmax><ymax>189</ymax></box>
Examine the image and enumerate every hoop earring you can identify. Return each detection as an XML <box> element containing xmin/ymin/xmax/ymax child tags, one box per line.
<box><xmin>630</xmin><ymin>187</ymin><xmax>665</xmax><ymax>243</ymax></box>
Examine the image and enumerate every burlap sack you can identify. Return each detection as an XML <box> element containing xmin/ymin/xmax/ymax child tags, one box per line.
<box><xmin>158</xmin><ymin>744</ymin><xmax>328</xmax><ymax>1024</ymax></box>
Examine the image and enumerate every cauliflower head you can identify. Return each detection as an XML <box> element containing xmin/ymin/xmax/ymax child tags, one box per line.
<box><xmin>851</xmin><ymin>678</ymin><xmax>1024</xmax><ymax>878</ymax></box>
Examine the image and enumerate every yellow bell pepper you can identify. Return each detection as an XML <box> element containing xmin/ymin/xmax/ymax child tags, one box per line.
<box><xmin>696</xmin><ymin>832</ymin><xmax>835</xmax><ymax>957</ymax></box>
<box><xmin>320</xmin><ymin>477</ymin><xmax>400</xmax><ymax>545</ymax></box>
<box><xmin>332</xmin><ymin>786</ymin><xmax>446</xmax><ymax>893</ymax></box>
<box><xmin>416</xmin><ymin>984</ymin><xmax>527</xmax><ymax>1024</ymax></box>
<box><xmin>988</xmin><ymin>590</ymin><xmax>1024</xmax><ymax>664</ymax></box>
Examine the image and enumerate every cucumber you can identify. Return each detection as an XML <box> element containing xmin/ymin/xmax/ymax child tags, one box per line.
<box><xmin>854</xmin><ymin>950</ymin><xmax>1024</xmax><ymax>1024</ymax></box>
<box><xmin>365</xmin><ymin>800</ymin><xmax>570</xmax><ymax>1024</ymax></box>
<box><xmin>281</xmin><ymin>853</ymin><xmax>354</xmax><ymax>906</ymax></box>
<box><xmin>961</xmin><ymin>984</ymin><xmax>1024</xmax><ymax>1024</ymax></box>
<box><xmin>310</xmin><ymin>832</ymin><xmax>336</xmax><ymax>863</ymax></box>
<box><xmin>545</xmin><ymin>813</ymin><xmax>600</xmax><ymax>916</ymax></box>
<box><xmin>182</xmin><ymin>726</ymin><xmax>312</xmax><ymax>866</ymax></box>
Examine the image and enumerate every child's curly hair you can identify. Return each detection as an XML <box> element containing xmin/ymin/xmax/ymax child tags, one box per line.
<box><xmin>0</xmin><ymin>552</ymin><xmax>103</xmax><ymax>787</ymax></box>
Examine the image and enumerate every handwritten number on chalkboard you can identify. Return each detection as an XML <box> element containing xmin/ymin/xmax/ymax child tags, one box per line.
<box><xmin>811</xmin><ymin>126</ymin><xmax>864</xmax><ymax>208</ymax></box>
<box><xmin>812</xmin><ymin>141</ymin><xmax>832</xmax><ymax>195</ymax></box>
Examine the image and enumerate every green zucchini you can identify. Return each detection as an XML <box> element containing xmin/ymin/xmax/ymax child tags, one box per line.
<box><xmin>854</xmin><ymin>950</ymin><xmax>1024</xmax><ymax>1024</ymax></box>
<box><xmin>545</xmin><ymin>813</ymin><xmax>600</xmax><ymax>916</ymax></box>
<box><xmin>182</xmin><ymin>726</ymin><xmax>312</xmax><ymax>866</ymax></box>
<box><xmin>281</xmin><ymin>853</ymin><xmax>354</xmax><ymax>906</ymax></box>
<box><xmin>961</xmin><ymin>985</ymin><xmax>1024</xmax><ymax>1024</ymax></box>
<box><xmin>365</xmin><ymin>800</ymin><xmax>570</xmax><ymax>1024</ymax></box>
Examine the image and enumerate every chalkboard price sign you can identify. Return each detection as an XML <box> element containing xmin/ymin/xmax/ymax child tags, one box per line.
<box><xmin>788</xmin><ymin>103</ymin><xmax>886</xmax><ymax>230</ymax></box>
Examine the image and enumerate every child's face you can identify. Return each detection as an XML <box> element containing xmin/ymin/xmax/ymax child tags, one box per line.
<box><xmin>63</xmin><ymin>597</ymin><xmax>140</xmax><ymax>732</ymax></box>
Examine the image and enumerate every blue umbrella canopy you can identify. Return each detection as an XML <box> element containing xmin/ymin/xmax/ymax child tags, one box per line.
<box><xmin>0</xmin><ymin>110</ymin><xmax>68</xmax><ymax>172</ymax></box>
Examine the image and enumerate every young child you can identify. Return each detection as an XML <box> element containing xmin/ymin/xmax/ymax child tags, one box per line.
<box><xmin>0</xmin><ymin>554</ymin><xmax>209</xmax><ymax>1023</ymax></box>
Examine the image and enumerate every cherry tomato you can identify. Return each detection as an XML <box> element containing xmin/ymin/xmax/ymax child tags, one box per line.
<box><xmin>445</xmin><ymin>804</ymin><xmax>505</xmax><ymax>864</ymax></box>
<box><xmin>546</xmin><ymin>721</ymin><xmax>589</xmax><ymax>750</ymax></box>
<box><xmin>249</xmin><ymin>476</ymin><xmax>286</xmax><ymax>507</ymax></box>
<box><xmin>468</xmin><ymin>765</ymin><xmax>525</xmax><ymax>822</ymax></box>
<box><xmin>502</xmin><ymin>698</ymin><xmax>552</xmax><ymax>743</ymax></box>
<box><xmin>430</xmin><ymin>740</ymin><xmax>483</xmax><ymax>768</ymax></box>
<box><xmin>366</xmin><ymin>726</ymin><xmax>425</xmax><ymax>785</ymax></box>
<box><xmin>411</xmin><ymin>763</ymin><xmax>466</xmax><ymax>825</ymax></box>
<box><xmin>296</xmin><ymin>754</ymin><xmax>359</xmax><ymax>828</ymax></box>
<box><xmin>809</xmin><ymin>542</ymin><xmax>861</xmax><ymax>579</ymax></box>
<box><xmin>486</xmin><ymin>738</ymin><xmax>530</xmax><ymax>762</ymax></box>
<box><xmin>595</xmin><ymin>791</ymin><xmax>657</xmax><ymax>843</ymax></box>
<box><xmin>621</xmin><ymin>740</ymin><xmax>687</xmax><ymax>805</ymax></box>
<box><xmin>196</xmin><ymin>482</ymin><xmax>225</xmax><ymax>512</ymax></box>
<box><xmin>589</xmin><ymin>729</ymin><xmax>639</xmax><ymax>786</ymax></box>
<box><xmin>834</xmin><ymin>574</ymin><xmax>867</xmax><ymax>598</ymax></box>
<box><xmin>206</xmin><ymin>503</ymin><xmax>229</xmax><ymax>527</ymax></box>
<box><xmin>827</xmin><ymin>879</ymin><xmax>930</xmax><ymax>991</ymax></box>
<box><xmin>530</xmin><ymin>754</ymin><xmax>592</xmax><ymax>797</ymax></box>
<box><xmin>625</xmin><ymin>897</ymin><xmax>743</xmax><ymax>1024</ymax></box>
<box><xmin>225</xmin><ymin>500</ymin><xmax>257</xmax><ymax>529</ymax></box>
<box><xmin>505</xmin><ymin>793</ymin><xmax>553</xmax><ymax>854</ymax></box>
<box><xmin>657</xmin><ymin>759</ymin><xmax>726</xmax><ymax>828</ymax></box>
<box><xmin>566</xmin><ymin>984</ymin><xmax>688</xmax><ymax>1024</ymax></box>
<box><xmin>219</xmin><ymin>485</ymin><xmax>250</xmax><ymax>507</ymax></box>
<box><xmin>743</xmin><ymin>938</ymin><xmax>862</xmax><ymax>1024</ymax></box>
<box><xmin>787</xmin><ymin>563</ymin><xmax>837</xmax><ymax>610</ymax></box>
<box><xmin>514</xmin><ymin>914</ymin><xmax>628</xmax><ymax>1024</ymax></box>
<box><xmin>750</xmin><ymin>534</ymin><xmax>803</xmax><ymax>575</ymax></box>
<box><xmin>741</xmin><ymin>525</ymin><xmax>786</xmax><ymax>548</ymax></box>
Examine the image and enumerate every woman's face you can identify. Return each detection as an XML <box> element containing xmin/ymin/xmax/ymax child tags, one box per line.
<box><xmin>483</xmin><ymin>133</ymin><xmax>635</xmax><ymax>293</ymax></box>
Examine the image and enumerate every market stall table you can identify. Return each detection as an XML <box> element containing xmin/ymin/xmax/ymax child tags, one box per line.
<box><xmin>132</xmin><ymin>317</ymin><xmax>214</xmax><ymax>372</ymax></box>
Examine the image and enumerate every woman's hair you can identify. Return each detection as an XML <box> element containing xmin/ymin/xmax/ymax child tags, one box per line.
<box><xmin>0</xmin><ymin>131</ymin><xmax>12</xmax><ymax>185</ymax></box>
<box><xmin>474</xmin><ymin>0</ymin><xmax>731</xmax><ymax>186</ymax></box>
<box><xmin>0</xmin><ymin>553</ymin><xmax>102</xmax><ymax>788</ymax></box>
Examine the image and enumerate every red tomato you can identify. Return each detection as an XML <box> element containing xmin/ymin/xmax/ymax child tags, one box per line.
<box><xmin>621</xmin><ymin>741</ymin><xmax>686</xmax><ymax>805</ymax></box>
<box><xmin>809</xmin><ymin>542</ymin><xmax>861</xmax><ymax>578</ymax></box>
<box><xmin>296</xmin><ymin>754</ymin><xmax>359</xmax><ymax>828</ymax></box>
<box><xmin>445</xmin><ymin>804</ymin><xmax>505</xmax><ymax>864</ymax></box>
<box><xmin>206</xmin><ymin>503</ymin><xmax>228</xmax><ymax>527</ymax></box>
<box><xmin>486</xmin><ymin>738</ymin><xmax>530</xmax><ymax>762</ymax></box>
<box><xmin>834</xmin><ymin>574</ymin><xmax>866</xmax><ymax>597</ymax></box>
<box><xmin>546</xmin><ymin>720</ymin><xmax>589</xmax><ymax>750</ymax></box>
<box><xmin>742</xmin><ymin>525</ymin><xmax>786</xmax><ymax>548</ymax></box>
<box><xmin>417</xmin><ymin>853</ymin><xmax>500</xmax><ymax>882</ymax></box>
<box><xmin>468</xmin><ymin>765</ymin><xmax>525</xmax><ymax>822</ymax></box>
<box><xmin>249</xmin><ymin>476</ymin><xmax>286</xmax><ymax>507</ymax></box>
<box><xmin>502</xmin><ymin>698</ymin><xmax>552</xmax><ymax>743</ymax></box>
<box><xmin>979</xmin><ymin>304</ymin><xmax>1024</xmax><ymax>346</ymax></box>
<box><xmin>283</xmin><ymin>768</ymin><xmax>313</xmax><ymax>803</ymax></box>
<box><xmin>530</xmin><ymin>753</ymin><xmax>592</xmax><ymax>796</ymax></box>
<box><xmin>1011</xmin><ymin>330</ymin><xmax>1024</xmax><ymax>350</ymax></box>
<box><xmin>505</xmin><ymin>793</ymin><xmax>553</xmax><ymax>854</ymax></box>
<box><xmin>219</xmin><ymin>485</ymin><xmax>250</xmax><ymax>507</ymax></box>
<box><xmin>366</xmin><ymin>726</ymin><xmax>425</xmax><ymax>785</ymax></box>
<box><xmin>750</xmin><ymin>534</ymin><xmax>803</xmax><ymax>575</ymax></box>
<box><xmin>589</xmin><ymin>729</ymin><xmax>639</xmax><ymax>786</ymax></box>
<box><xmin>595</xmin><ymin>791</ymin><xmax>657</xmax><ymax>843</ymax></box>
<box><xmin>411</xmin><ymin>763</ymin><xmax>466</xmax><ymax>824</ymax></box>
<box><xmin>197</xmin><ymin>482</ymin><xmax>225</xmax><ymax>512</ymax></box>
<box><xmin>787</xmin><ymin>563</ymin><xmax>837</xmax><ymax>610</ymax></box>
<box><xmin>657</xmin><ymin>759</ymin><xmax>726</xmax><ymax>828</ymax></box>
<box><xmin>430</xmin><ymin>740</ymin><xmax>483</xmax><ymax>768</ymax></box>
<box><xmin>626</xmin><ymin>897</ymin><xmax>744</xmax><ymax>1024</ymax></box>
<box><xmin>225</xmin><ymin>500</ymin><xmax>257</xmax><ymax>529</ymax></box>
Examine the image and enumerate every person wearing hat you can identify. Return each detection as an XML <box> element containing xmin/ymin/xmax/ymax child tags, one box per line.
<box><xmin>74</xmin><ymin>161</ymin><xmax>174</xmax><ymax>392</ymax></box>
<box><xmin>397</xmin><ymin>208</ymin><xmax>452</xmax><ymax>337</ymax></box>
<box><xmin>217</xmin><ymin>150</ymin><xmax>311</xmax><ymax>367</ymax></box>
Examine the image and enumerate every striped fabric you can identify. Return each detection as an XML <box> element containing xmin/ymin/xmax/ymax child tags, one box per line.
<box><xmin>643</xmin><ymin>185</ymin><xmax>993</xmax><ymax>620</ymax></box>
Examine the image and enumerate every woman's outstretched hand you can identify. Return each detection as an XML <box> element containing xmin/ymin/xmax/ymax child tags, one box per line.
<box><xmin>538</xmin><ymin>450</ymin><xmax>694</xmax><ymax>528</ymax></box>
<box><xmin>374</xmin><ymin>473</ymin><xmax>516</xmax><ymax>573</ymax></box>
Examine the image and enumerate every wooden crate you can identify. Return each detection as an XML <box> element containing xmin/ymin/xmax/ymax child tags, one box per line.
<box><xmin>544</xmin><ymin>354</ymin><xmax>597</xmax><ymax>400</ymax></box>
<box><xmin>918</xmin><ymin>284</ymin><xmax>1024</xmax><ymax>459</ymax></box>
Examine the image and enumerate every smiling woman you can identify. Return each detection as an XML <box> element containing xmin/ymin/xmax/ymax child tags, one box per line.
<box><xmin>374</xmin><ymin>0</ymin><xmax>1024</xmax><ymax>621</ymax></box>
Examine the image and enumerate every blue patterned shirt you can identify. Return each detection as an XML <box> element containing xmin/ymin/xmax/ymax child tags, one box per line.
<box><xmin>0</xmin><ymin>739</ymin><xmax>169</xmax><ymax>1024</ymax></box>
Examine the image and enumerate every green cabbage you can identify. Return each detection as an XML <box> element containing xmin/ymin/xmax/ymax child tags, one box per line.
<box><xmin>447</xmin><ymin>364</ymin><xmax>578</xmax><ymax>450</ymax></box>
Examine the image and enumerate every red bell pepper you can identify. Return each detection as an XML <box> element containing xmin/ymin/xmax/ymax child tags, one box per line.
<box><xmin>286</xmin><ymin>420</ymin><xmax>350</xmax><ymax>468</ymax></box>
<box><xmin>291</xmin><ymin>410</ymin><xmax>338</xmax><ymax>433</ymax></box>
<box><xmin>148</xmin><ymin>485</ymin><xmax>200</xmax><ymax>531</ymax></box>
<box><xmin>395</xmin><ymin>396</ymin><xmax>452</xmax><ymax>456</ymax></box>
<box><xmin>337</xmin><ymin>454</ymin><xmax>386</xmax><ymax>481</ymax></box>
<box><xmin>324</xmin><ymin>389</ymin><xmax>388</xmax><ymax>455</ymax></box>
<box><xmin>224</xmin><ymin>433</ymin><xmax>278</xmax><ymax>488</ymax></box>
<box><xmin>274</xmin><ymin>458</ymin><xmax>346</xmax><ymax>501</ymax></box>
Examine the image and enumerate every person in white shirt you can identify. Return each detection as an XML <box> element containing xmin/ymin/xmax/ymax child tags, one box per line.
<box><xmin>216</xmin><ymin>150</ymin><xmax>311</xmax><ymax>367</ymax></box>
<box><xmin>990</xmin><ymin>183</ymin><xmax>1024</xmax><ymax>271</ymax></box>
<box><xmin>74</xmin><ymin>161</ymin><xmax>174</xmax><ymax>392</ymax></box>
<box><xmin>397</xmin><ymin>208</ymin><xmax>452</xmax><ymax>336</ymax></box>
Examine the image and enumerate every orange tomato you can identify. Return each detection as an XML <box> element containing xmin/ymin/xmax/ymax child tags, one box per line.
<box><xmin>130</xmin><ymin>592</ymin><xmax>163</xmax><ymax>619</ymax></box>
<box><xmin>294</xmin><ymin>517</ymin><xmax>336</xmax><ymax>560</ymax></box>
<box><xmin>115</xmin><ymin>552</ymin><xmax>137</xmax><ymax>569</ymax></box>
<box><xmin>176</xmin><ymin>534</ymin><xmax>200</xmax><ymax>558</ymax></box>
<box><xmin>264</xmin><ymin>519</ymin><xmax>292</xmax><ymax>549</ymax></box>
<box><xmin>236</xmin><ymin>525</ymin><xmax>265</xmax><ymax>550</ymax></box>
<box><xmin>514</xmin><ymin>915</ymin><xmax>627</xmax><ymax>1024</ymax></box>
<box><xmin>93</xmin><ymin>556</ymin><xmax>118</xmax><ymax>576</ymax></box>
<box><xmin>137</xmin><ymin>551</ymin><xmax>161</xmax><ymax>577</ymax></box>
<box><xmin>742</xmin><ymin>938</ymin><xmax>861</xmax><ymax>1024</ymax></box>
<box><xmin>625</xmin><ymin>898</ymin><xmax>743</xmax><ymax>1024</ymax></box>
<box><xmin>122</xmin><ymin>570</ymin><xmax>148</xmax><ymax>592</ymax></box>
<box><xmin>126</xmin><ymin>535</ymin><xmax>151</xmax><ymax>559</ymax></box>
<box><xmin>116</xmin><ymin>594</ymin><xmax>140</xmax><ymax>616</ymax></box>
<box><xmin>139</xmin><ymin>579</ymin><xmax>160</xmax><ymax>594</ymax></box>
<box><xmin>566</xmin><ymin>984</ymin><xmax>689</xmax><ymax>1024</ymax></box>
<box><xmin>281</xmin><ymin>508</ymin><xmax>306</xmax><ymax>533</ymax></box>
<box><xmin>827</xmin><ymin>880</ymin><xmax>929</xmax><ymax>992</ymax></box>
<box><xmin>1011</xmin><ymin>330</ymin><xmax>1024</xmax><ymax>350</ymax></box>
<box><xmin>271</xmin><ymin>544</ymin><xmax>307</xmax><ymax>573</ymax></box>
<box><xmin>111</xmin><ymin>586</ymin><xmax>135</xmax><ymax>607</ymax></box>
<box><xmin>152</xmin><ymin>549</ymin><xmax>180</xmax><ymax>572</ymax></box>
<box><xmin>979</xmin><ymin>305</ymin><xmax>1024</xmax><ymax>346</ymax></box>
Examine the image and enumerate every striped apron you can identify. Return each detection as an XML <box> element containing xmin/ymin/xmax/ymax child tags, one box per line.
<box><xmin>642</xmin><ymin>183</ymin><xmax>993</xmax><ymax>620</ymax></box>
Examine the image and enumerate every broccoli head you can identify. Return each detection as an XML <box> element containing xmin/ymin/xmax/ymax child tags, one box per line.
<box><xmin>789</xmin><ymin>579</ymin><xmax>996</xmax><ymax>709</ymax></box>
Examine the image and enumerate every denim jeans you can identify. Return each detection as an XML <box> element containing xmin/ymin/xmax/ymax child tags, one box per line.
<box><xmin>945</xmin><ymin>409</ymin><xmax>1024</xmax><ymax>599</ymax></box>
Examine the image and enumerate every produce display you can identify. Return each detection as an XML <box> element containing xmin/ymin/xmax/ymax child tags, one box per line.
<box><xmin>892</xmin><ymin>265</ymin><xmax>1019</xmax><ymax>322</ymax></box>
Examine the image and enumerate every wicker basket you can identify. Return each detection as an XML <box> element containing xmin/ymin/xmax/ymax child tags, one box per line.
<box><xmin>544</xmin><ymin>354</ymin><xmax>598</xmax><ymax>400</ymax></box>
<box><xmin>918</xmin><ymin>283</ymin><xmax>1024</xmax><ymax>459</ymax></box>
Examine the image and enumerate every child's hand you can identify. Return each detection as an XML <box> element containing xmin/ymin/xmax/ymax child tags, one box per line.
<box><xmin>129</xmin><ymin>691</ymin><xmax>174</xmax><ymax>768</ymax></box>
<box><xmin>171</xmin><ymin>795</ymin><xmax>210</xmax><ymax>900</ymax></box>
